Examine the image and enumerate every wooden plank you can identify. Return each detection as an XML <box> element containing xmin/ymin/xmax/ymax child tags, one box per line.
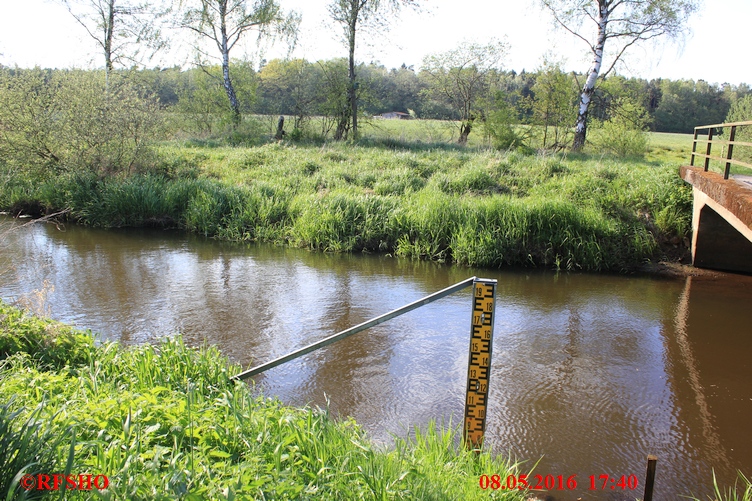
<box><xmin>694</xmin><ymin>120</ymin><xmax>752</xmax><ymax>130</ymax></box>
<box><xmin>643</xmin><ymin>455</ymin><xmax>658</xmax><ymax>501</ymax></box>
<box><xmin>690</xmin><ymin>153</ymin><xmax>752</xmax><ymax>170</ymax></box>
<box><xmin>725</xmin><ymin>126</ymin><xmax>737</xmax><ymax>179</ymax></box>
<box><xmin>693</xmin><ymin>139</ymin><xmax>752</xmax><ymax>148</ymax></box>
<box><xmin>704</xmin><ymin>128</ymin><xmax>713</xmax><ymax>171</ymax></box>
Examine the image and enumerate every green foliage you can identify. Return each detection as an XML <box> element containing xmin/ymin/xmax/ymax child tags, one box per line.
<box><xmin>290</xmin><ymin>190</ymin><xmax>398</xmax><ymax>252</ymax></box>
<box><xmin>0</xmin><ymin>398</ymin><xmax>76</xmax><ymax>501</ymax></box>
<box><xmin>421</xmin><ymin>40</ymin><xmax>509</xmax><ymax>144</ymax></box>
<box><xmin>0</xmin><ymin>302</ymin><xmax>525</xmax><ymax>500</ymax></box>
<box><xmin>654</xmin><ymin>79</ymin><xmax>730</xmax><ymax>133</ymax></box>
<box><xmin>0</xmin><ymin>301</ymin><xmax>95</xmax><ymax>370</ymax></box>
<box><xmin>725</xmin><ymin>95</ymin><xmax>752</xmax><ymax>167</ymax></box>
<box><xmin>589</xmin><ymin>98</ymin><xmax>650</xmax><ymax>157</ymax></box>
<box><xmin>176</xmin><ymin>64</ymin><xmax>258</xmax><ymax>136</ymax></box>
<box><xmin>0</xmin><ymin>138</ymin><xmax>692</xmax><ymax>271</ymax></box>
<box><xmin>531</xmin><ymin>59</ymin><xmax>578</xmax><ymax>150</ymax></box>
<box><xmin>484</xmin><ymin>92</ymin><xmax>528</xmax><ymax>151</ymax></box>
<box><xmin>0</xmin><ymin>68</ymin><xmax>163</xmax><ymax>177</ymax></box>
<box><xmin>688</xmin><ymin>472</ymin><xmax>752</xmax><ymax>501</ymax></box>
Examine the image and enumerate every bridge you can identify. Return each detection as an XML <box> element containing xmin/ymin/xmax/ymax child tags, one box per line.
<box><xmin>680</xmin><ymin>121</ymin><xmax>752</xmax><ymax>274</ymax></box>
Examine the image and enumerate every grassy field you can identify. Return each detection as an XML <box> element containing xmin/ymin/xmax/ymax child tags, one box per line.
<box><xmin>0</xmin><ymin>121</ymin><xmax>696</xmax><ymax>272</ymax></box>
<box><xmin>0</xmin><ymin>299</ymin><xmax>525</xmax><ymax>500</ymax></box>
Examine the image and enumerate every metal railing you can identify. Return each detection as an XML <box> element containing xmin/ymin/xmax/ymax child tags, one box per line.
<box><xmin>690</xmin><ymin>120</ymin><xmax>752</xmax><ymax>179</ymax></box>
<box><xmin>232</xmin><ymin>276</ymin><xmax>478</xmax><ymax>380</ymax></box>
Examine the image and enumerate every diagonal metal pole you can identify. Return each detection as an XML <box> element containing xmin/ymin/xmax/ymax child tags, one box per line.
<box><xmin>232</xmin><ymin>276</ymin><xmax>478</xmax><ymax>381</ymax></box>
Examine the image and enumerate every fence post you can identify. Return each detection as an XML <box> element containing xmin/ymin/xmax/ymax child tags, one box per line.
<box><xmin>643</xmin><ymin>455</ymin><xmax>657</xmax><ymax>501</ymax></box>
<box><xmin>704</xmin><ymin>128</ymin><xmax>714</xmax><ymax>171</ymax></box>
<box><xmin>691</xmin><ymin>128</ymin><xmax>699</xmax><ymax>166</ymax></box>
<box><xmin>724</xmin><ymin>125</ymin><xmax>736</xmax><ymax>179</ymax></box>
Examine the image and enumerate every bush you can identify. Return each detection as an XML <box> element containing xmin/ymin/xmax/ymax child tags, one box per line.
<box><xmin>483</xmin><ymin>94</ymin><xmax>527</xmax><ymax>151</ymax></box>
<box><xmin>589</xmin><ymin>98</ymin><xmax>649</xmax><ymax>157</ymax></box>
<box><xmin>0</xmin><ymin>68</ymin><xmax>163</xmax><ymax>177</ymax></box>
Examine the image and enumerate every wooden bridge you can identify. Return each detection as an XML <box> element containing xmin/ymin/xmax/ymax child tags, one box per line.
<box><xmin>680</xmin><ymin>121</ymin><xmax>752</xmax><ymax>274</ymax></box>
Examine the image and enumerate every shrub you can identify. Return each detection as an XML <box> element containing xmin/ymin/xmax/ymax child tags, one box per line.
<box><xmin>0</xmin><ymin>68</ymin><xmax>163</xmax><ymax>177</ymax></box>
<box><xmin>589</xmin><ymin>98</ymin><xmax>649</xmax><ymax>157</ymax></box>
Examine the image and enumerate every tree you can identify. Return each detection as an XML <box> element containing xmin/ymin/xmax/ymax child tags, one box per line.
<box><xmin>60</xmin><ymin>0</ymin><xmax>169</xmax><ymax>80</ymax></box>
<box><xmin>654</xmin><ymin>79</ymin><xmax>728</xmax><ymax>133</ymax></box>
<box><xmin>328</xmin><ymin>0</ymin><xmax>419</xmax><ymax>140</ymax></box>
<box><xmin>725</xmin><ymin>95</ymin><xmax>752</xmax><ymax>165</ymax></box>
<box><xmin>421</xmin><ymin>40</ymin><xmax>509</xmax><ymax>145</ymax></box>
<box><xmin>531</xmin><ymin>59</ymin><xmax>578</xmax><ymax>149</ymax></box>
<box><xmin>181</xmin><ymin>0</ymin><xmax>300</xmax><ymax>124</ymax></box>
<box><xmin>257</xmin><ymin>58</ymin><xmax>320</xmax><ymax>131</ymax></box>
<box><xmin>177</xmin><ymin>62</ymin><xmax>257</xmax><ymax>134</ymax></box>
<box><xmin>540</xmin><ymin>0</ymin><xmax>699</xmax><ymax>151</ymax></box>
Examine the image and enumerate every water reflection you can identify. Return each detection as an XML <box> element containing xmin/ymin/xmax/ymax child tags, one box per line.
<box><xmin>1</xmin><ymin>217</ymin><xmax>751</xmax><ymax>501</ymax></box>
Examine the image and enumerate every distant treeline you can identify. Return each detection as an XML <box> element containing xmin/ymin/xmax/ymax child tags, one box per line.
<box><xmin>2</xmin><ymin>59</ymin><xmax>750</xmax><ymax>137</ymax></box>
<box><xmin>43</xmin><ymin>58</ymin><xmax>747</xmax><ymax>134</ymax></box>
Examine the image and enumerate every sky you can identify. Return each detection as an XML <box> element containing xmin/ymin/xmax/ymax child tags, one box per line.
<box><xmin>0</xmin><ymin>0</ymin><xmax>750</xmax><ymax>85</ymax></box>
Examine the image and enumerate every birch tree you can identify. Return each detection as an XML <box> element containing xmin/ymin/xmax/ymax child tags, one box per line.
<box><xmin>60</xmin><ymin>0</ymin><xmax>169</xmax><ymax>79</ymax></box>
<box><xmin>328</xmin><ymin>0</ymin><xmax>419</xmax><ymax>140</ymax></box>
<box><xmin>540</xmin><ymin>0</ymin><xmax>699</xmax><ymax>151</ymax></box>
<box><xmin>181</xmin><ymin>0</ymin><xmax>300</xmax><ymax>124</ymax></box>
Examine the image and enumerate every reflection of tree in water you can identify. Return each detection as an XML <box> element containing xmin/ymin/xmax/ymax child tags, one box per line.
<box><xmin>0</xmin><ymin>215</ymin><xmax>63</xmax><ymax>316</ymax></box>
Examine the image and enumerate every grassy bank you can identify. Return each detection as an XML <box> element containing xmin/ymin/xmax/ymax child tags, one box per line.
<box><xmin>0</xmin><ymin>300</ymin><xmax>525</xmax><ymax>500</ymax></box>
<box><xmin>0</xmin><ymin>136</ymin><xmax>693</xmax><ymax>272</ymax></box>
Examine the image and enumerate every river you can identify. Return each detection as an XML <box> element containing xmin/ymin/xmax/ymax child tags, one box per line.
<box><xmin>1</xmin><ymin>216</ymin><xmax>751</xmax><ymax>500</ymax></box>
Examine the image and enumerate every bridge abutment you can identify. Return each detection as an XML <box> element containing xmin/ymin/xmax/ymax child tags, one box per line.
<box><xmin>681</xmin><ymin>166</ymin><xmax>752</xmax><ymax>274</ymax></box>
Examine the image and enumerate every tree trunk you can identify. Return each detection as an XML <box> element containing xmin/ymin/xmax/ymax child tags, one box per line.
<box><xmin>334</xmin><ymin>111</ymin><xmax>349</xmax><ymax>140</ymax></box>
<box><xmin>458</xmin><ymin>120</ymin><xmax>473</xmax><ymax>145</ymax></box>
<box><xmin>572</xmin><ymin>0</ymin><xmax>608</xmax><ymax>152</ymax></box>
<box><xmin>347</xmin><ymin>1</ymin><xmax>358</xmax><ymax>139</ymax></box>
<box><xmin>275</xmin><ymin>115</ymin><xmax>285</xmax><ymax>140</ymax></box>
<box><xmin>104</xmin><ymin>0</ymin><xmax>115</xmax><ymax>88</ymax></box>
<box><xmin>219</xmin><ymin>1</ymin><xmax>241</xmax><ymax>125</ymax></box>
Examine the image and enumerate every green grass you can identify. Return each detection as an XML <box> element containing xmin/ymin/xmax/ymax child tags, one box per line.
<box><xmin>0</xmin><ymin>300</ymin><xmax>525</xmax><ymax>500</ymax></box>
<box><xmin>688</xmin><ymin>472</ymin><xmax>752</xmax><ymax>501</ymax></box>
<box><xmin>0</xmin><ymin>122</ymin><xmax>695</xmax><ymax>272</ymax></box>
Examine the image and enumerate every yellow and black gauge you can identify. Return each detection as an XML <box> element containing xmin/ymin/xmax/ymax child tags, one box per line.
<box><xmin>463</xmin><ymin>279</ymin><xmax>497</xmax><ymax>449</ymax></box>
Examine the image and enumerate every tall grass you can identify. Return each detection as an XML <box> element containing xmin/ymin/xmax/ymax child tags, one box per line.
<box><xmin>688</xmin><ymin>472</ymin><xmax>752</xmax><ymax>501</ymax></box>
<box><xmin>0</xmin><ymin>135</ymin><xmax>693</xmax><ymax>271</ymax></box>
<box><xmin>0</xmin><ymin>300</ymin><xmax>525</xmax><ymax>500</ymax></box>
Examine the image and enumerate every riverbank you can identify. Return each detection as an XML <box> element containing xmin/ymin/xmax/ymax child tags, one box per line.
<box><xmin>0</xmin><ymin>299</ymin><xmax>526</xmax><ymax>500</ymax></box>
<box><xmin>0</xmin><ymin>141</ymin><xmax>692</xmax><ymax>272</ymax></box>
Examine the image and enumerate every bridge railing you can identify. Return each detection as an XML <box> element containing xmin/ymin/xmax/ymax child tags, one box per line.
<box><xmin>690</xmin><ymin>120</ymin><xmax>752</xmax><ymax>179</ymax></box>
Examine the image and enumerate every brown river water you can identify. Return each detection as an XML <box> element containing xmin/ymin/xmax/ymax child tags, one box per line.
<box><xmin>1</xmin><ymin>217</ymin><xmax>751</xmax><ymax>500</ymax></box>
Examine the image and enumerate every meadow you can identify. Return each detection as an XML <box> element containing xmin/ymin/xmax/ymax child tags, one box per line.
<box><xmin>0</xmin><ymin>120</ymin><xmax>697</xmax><ymax>272</ymax></box>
